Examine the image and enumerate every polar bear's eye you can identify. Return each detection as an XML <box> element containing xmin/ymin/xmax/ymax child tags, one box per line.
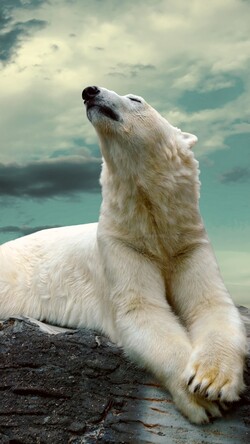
<box><xmin>128</xmin><ymin>97</ymin><xmax>141</xmax><ymax>103</ymax></box>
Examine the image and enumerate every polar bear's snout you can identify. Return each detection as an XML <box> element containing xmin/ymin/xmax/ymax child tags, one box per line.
<box><xmin>82</xmin><ymin>86</ymin><xmax>121</xmax><ymax>123</ymax></box>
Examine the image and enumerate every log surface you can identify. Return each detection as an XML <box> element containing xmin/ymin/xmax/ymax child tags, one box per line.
<box><xmin>0</xmin><ymin>306</ymin><xmax>249</xmax><ymax>444</ymax></box>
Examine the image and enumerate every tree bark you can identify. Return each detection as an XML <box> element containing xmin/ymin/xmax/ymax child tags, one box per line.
<box><xmin>0</xmin><ymin>306</ymin><xmax>249</xmax><ymax>444</ymax></box>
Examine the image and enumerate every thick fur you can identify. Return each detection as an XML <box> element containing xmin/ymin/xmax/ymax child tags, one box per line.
<box><xmin>0</xmin><ymin>87</ymin><xmax>247</xmax><ymax>424</ymax></box>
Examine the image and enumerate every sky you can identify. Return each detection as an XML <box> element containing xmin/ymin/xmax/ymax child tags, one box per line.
<box><xmin>0</xmin><ymin>0</ymin><xmax>249</xmax><ymax>307</ymax></box>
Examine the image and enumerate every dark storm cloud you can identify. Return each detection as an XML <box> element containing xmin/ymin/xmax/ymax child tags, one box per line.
<box><xmin>219</xmin><ymin>167</ymin><xmax>250</xmax><ymax>184</ymax></box>
<box><xmin>0</xmin><ymin>157</ymin><xmax>101</xmax><ymax>199</ymax></box>
<box><xmin>0</xmin><ymin>9</ymin><xmax>11</xmax><ymax>29</ymax></box>
<box><xmin>0</xmin><ymin>1</ymin><xmax>47</xmax><ymax>63</ymax></box>
<box><xmin>0</xmin><ymin>224</ymin><xmax>60</xmax><ymax>236</ymax></box>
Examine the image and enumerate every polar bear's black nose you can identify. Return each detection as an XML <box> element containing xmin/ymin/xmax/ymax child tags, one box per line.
<box><xmin>82</xmin><ymin>86</ymin><xmax>100</xmax><ymax>102</ymax></box>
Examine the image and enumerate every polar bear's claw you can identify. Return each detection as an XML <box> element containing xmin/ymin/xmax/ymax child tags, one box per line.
<box><xmin>187</xmin><ymin>375</ymin><xmax>195</xmax><ymax>386</ymax></box>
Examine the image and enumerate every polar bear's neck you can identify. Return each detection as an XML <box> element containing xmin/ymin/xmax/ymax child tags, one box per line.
<box><xmin>99</xmin><ymin>149</ymin><xmax>206</xmax><ymax>261</ymax></box>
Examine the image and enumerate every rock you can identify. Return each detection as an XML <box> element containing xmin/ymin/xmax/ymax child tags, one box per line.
<box><xmin>0</xmin><ymin>307</ymin><xmax>249</xmax><ymax>444</ymax></box>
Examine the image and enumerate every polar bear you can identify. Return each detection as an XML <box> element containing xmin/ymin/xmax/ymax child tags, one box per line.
<box><xmin>0</xmin><ymin>86</ymin><xmax>247</xmax><ymax>424</ymax></box>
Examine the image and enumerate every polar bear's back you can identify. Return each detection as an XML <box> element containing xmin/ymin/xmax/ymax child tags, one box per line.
<box><xmin>0</xmin><ymin>223</ymin><xmax>112</xmax><ymax>332</ymax></box>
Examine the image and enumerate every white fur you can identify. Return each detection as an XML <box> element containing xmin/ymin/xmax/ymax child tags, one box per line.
<box><xmin>0</xmin><ymin>87</ymin><xmax>247</xmax><ymax>424</ymax></box>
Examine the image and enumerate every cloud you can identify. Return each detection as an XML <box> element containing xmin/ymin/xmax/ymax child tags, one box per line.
<box><xmin>1</xmin><ymin>1</ymin><xmax>46</xmax><ymax>9</ymax></box>
<box><xmin>0</xmin><ymin>157</ymin><xmax>101</xmax><ymax>199</ymax></box>
<box><xmin>0</xmin><ymin>224</ymin><xmax>60</xmax><ymax>236</ymax></box>
<box><xmin>219</xmin><ymin>166</ymin><xmax>250</xmax><ymax>183</ymax></box>
<box><xmin>49</xmin><ymin>144</ymin><xmax>97</xmax><ymax>159</ymax></box>
<box><xmin>107</xmin><ymin>62</ymin><xmax>156</xmax><ymax>78</ymax></box>
<box><xmin>177</xmin><ymin>75</ymin><xmax>244</xmax><ymax>112</ymax></box>
<box><xmin>0</xmin><ymin>19</ymin><xmax>47</xmax><ymax>63</ymax></box>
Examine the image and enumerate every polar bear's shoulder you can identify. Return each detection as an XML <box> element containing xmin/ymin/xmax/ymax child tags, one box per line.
<box><xmin>1</xmin><ymin>223</ymin><xmax>98</xmax><ymax>249</ymax></box>
<box><xmin>0</xmin><ymin>223</ymin><xmax>99</xmax><ymax>273</ymax></box>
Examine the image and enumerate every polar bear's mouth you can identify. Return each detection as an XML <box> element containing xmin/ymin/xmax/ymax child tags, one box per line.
<box><xmin>87</xmin><ymin>103</ymin><xmax>121</xmax><ymax>122</ymax></box>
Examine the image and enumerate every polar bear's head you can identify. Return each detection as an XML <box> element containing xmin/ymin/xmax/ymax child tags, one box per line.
<box><xmin>82</xmin><ymin>86</ymin><xmax>197</xmax><ymax>173</ymax></box>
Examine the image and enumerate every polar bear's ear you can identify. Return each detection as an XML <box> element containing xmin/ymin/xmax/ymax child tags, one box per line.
<box><xmin>180</xmin><ymin>132</ymin><xmax>198</xmax><ymax>149</ymax></box>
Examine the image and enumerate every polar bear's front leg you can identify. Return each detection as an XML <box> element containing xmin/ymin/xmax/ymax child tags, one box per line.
<box><xmin>99</xmin><ymin>236</ymin><xmax>222</xmax><ymax>423</ymax></box>
<box><xmin>171</xmin><ymin>245</ymin><xmax>247</xmax><ymax>403</ymax></box>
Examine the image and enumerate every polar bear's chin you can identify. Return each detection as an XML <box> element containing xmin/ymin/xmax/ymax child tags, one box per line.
<box><xmin>87</xmin><ymin>104</ymin><xmax>121</xmax><ymax>123</ymax></box>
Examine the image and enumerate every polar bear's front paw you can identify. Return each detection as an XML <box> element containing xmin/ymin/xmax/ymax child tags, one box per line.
<box><xmin>184</xmin><ymin>347</ymin><xmax>245</xmax><ymax>402</ymax></box>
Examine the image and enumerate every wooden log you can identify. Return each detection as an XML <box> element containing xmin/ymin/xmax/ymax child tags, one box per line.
<box><xmin>0</xmin><ymin>306</ymin><xmax>249</xmax><ymax>444</ymax></box>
